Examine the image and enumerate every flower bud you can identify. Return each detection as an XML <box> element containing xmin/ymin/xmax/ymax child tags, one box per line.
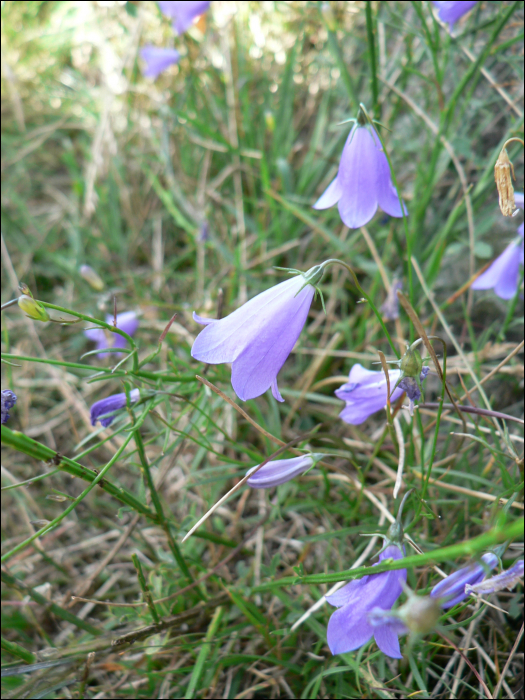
<box><xmin>1</xmin><ymin>389</ymin><xmax>17</xmax><ymax>424</ymax></box>
<box><xmin>466</xmin><ymin>559</ymin><xmax>523</xmax><ymax>595</ymax></box>
<box><xmin>399</xmin><ymin>346</ymin><xmax>423</xmax><ymax>378</ymax></box>
<box><xmin>264</xmin><ymin>110</ymin><xmax>275</xmax><ymax>133</ymax></box>
<box><xmin>18</xmin><ymin>295</ymin><xmax>50</xmax><ymax>322</ymax></box>
<box><xmin>246</xmin><ymin>454</ymin><xmax>322</xmax><ymax>489</ymax></box>
<box><xmin>494</xmin><ymin>148</ymin><xmax>516</xmax><ymax>217</ymax></box>
<box><xmin>80</xmin><ymin>265</ymin><xmax>105</xmax><ymax>291</ymax></box>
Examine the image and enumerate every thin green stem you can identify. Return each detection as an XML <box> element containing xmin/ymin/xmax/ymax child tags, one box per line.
<box><xmin>422</xmin><ymin>339</ymin><xmax>448</xmax><ymax>499</ymax></box>
<box><xmin>253</xmin><ymin>518</ymin><xmax>522</xmax><ymax>590</ymax></box>
<box><xmin>132</xmin><ymin>553</ymin><xmax>160</xmax><ymax>623</ymax></box>
<box><xmin>133</xmin><ymin>428</ymin><xmax>195</xmax><ymax>585</ymax></box>
<box><xmin>1</xmin><ymin>429</ymin><xmax>137</xmax><ymax>564</ymax></box>
<box><xmin>359</xmin><ymin>104</ymin><xmax>414</xmax><ymax>329</ymax></box>
<box><xmin>0</xmin><ymin>353</ymin><xmax>195</xmax><ymax>384</ymax></box>
<box><xmin>38</xmin><ymin>302</ymin><xmax>139</xmax><ymax>373</ymax></box>
<box><xmin>321</xmin><ymin>259</ymin><xmax>400</xmax><ymax>358</ymax></box>
<box><xmin>365</xmin><ymin>1</ymin><xmax>379</xmax><ymax>118</ymax></box>
<box><xmin>1</xmin><ymin>426</ymin><xmax>158</xmax><ymax>529</ymax></box>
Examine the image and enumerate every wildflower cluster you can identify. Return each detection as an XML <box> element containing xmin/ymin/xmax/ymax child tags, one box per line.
<box><xmin>1</xmin><ymin>0</ymin><xmax>522</xmax><ymax>683</ymax></box>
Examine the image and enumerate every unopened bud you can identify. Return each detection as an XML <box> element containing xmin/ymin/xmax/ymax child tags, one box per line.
<box><xmin>264</xmin><ymin>110</ymin><xmax>275</xmax><ymax>133</ymax></box>
<box><xmin>80</xmin><ymin>265</ymin><xmax>105</xmax><ymax>291</ymax></box>
<box><xmin>400</xmin><ymin>346</ymin><xmax>423</xmax><ymax>378</ymax></box>
<box><xmin>494</xmin><ymin>148</ymin><xmax>516</xmax><ymax>217</ymax></box>
<box><xmin>18</xmin><ymin>295</ymin><xmax>50</xmax><ymax>322</ymax></box>
<box><xmin>18</xmin><ymin>282</ymin><xmax>33</xmax><ymax>297</ymax></box>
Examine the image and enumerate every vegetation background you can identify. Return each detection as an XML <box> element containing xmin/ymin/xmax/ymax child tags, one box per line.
<box><xmin>1</xmin><ymin>1</ymin><xmax>523</xmax><ymax>698</ymax></box>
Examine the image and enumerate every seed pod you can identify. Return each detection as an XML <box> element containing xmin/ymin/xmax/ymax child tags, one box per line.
<box><xmin>494</xmin><ymin>148</ymin><xmax>516</xmax><ymax>217</ymax></box>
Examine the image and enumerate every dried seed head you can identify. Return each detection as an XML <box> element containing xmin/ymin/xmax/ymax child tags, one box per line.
<box><xmin>494</xmin><ymin>148</ymin><xmax>516</xmax><ymax>217</ymax></box>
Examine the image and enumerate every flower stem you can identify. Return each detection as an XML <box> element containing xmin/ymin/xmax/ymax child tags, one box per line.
<box><xmin>359</xmin><ymin>104</ymin><xmax>414</xmax><ymax>335</ymax></box>
<box><xmin>365</xmin><ymin>1</ymin><xmax>379</xmax><ymax>118</ymax></box>
<box><xmin>321</xmin><ymin>258</ymin><xmax>400</xmax><ymax>359</ymax></box>
<box><xmin>39</xmin><ymin>302</ymin><xmax>139</xmax><ymax>373</ymax></box>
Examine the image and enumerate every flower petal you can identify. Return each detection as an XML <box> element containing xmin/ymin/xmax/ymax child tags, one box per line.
<box><xmin>373</xmin><ymin>624</ymin><xmax>403</xmax><ymax>659</ymax></box>
<box><xmin>335</xmin><ymin>365</ymin><xmax>403</xmax><ymax>425</ymax></box>
<box><xmin>193</xmin><ymin>311</ymin><xmax>220</xmax><ymax>326</ymax></box>
<box><xmin>106</xmin><ymin>311</ymin><xmax>139</xmax><ymax>351</ymax></box>
<box><xmin>327</xmin><ymin>609</ymin><xmax>375</xmax><ymax>656</ymax></box>
<box><xmin>431</xmin><ymin>553</ymin><xmax>498</xmax><ymax>608</ymax></box>
<box><xmin>230</xmin><ymin>285</ymin><xmax>314</xmax><ymax>400</ymax></box>
<box><xmin>433</xmin><ymin>1</ymin><xmax>478</xmax><ymax>30</ymax></box>
<box><xmin>246</xmin><ymin>455</ymin><xmax>314</xmax><ymax>488</ymax></box>
<box><xmin>337</xmin><ymin>126</ymin><xmax>381</xmax><ymax>228</ymax></box>
<box><xmin>472</xmin><ymin>240</ymin><xmax>522</xmax><ymax>300</ymax></box>
<box><xmin>90</xmin><ymin>389</ymin><xmax>140</xmax><ymax>428</ymax></box>
<box><xmin>140</xmin><ymin>46</ymin><xmax>180</xmax><ymax>79</ymax></box>
<box><xmin>158</xmin><ymin>1</ymin><xmax>211</xmax><ymax>35</ymax></box>
<box><xmin>325</xmin><ymin>576</ymin><xmax>371</xmax><ymax>608</ymax></box>
<box><xmin>376</xmin><ymin>150</ymin><xmax>406</xmax><ymax>218</ymax></box>
<box><xmin>313</xmin><ymin>176</ymin><xmax>343</xmax><ymax>210</ymax></box>
<box><xmin>192</xmin><ymin>276</ymin><xmax>308</xmax><ymax>365</ymax></box>
<box><xmin>466</xmin><ymin>560</ymin><xmax>524</xmax><ymax>595</ymax></box>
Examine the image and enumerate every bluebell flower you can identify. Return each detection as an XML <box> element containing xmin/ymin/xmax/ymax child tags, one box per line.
<box><xmin>472</xmin><ymin>194</ymin><xmax>524</xmax><ymax>300</ymax></box>
<box><xmin>466</xmin><ymin>559</ymin><xmax>523</xmax><ymax>595</ymax></box>
<box><xmin>84</xmin><ymin>311</ymin><xmax>139</xmax><ymax>359</ymax></box>
<box><xmin>158</xmin><ymin>1</ymin><xmax>211</xmax><ymax>35</ymax></box>
<box><xmin>246</xmin><ymin>455</ymin><xmax>320</xmax><ymax>489</ymax></box>
<box><xmin>90</xmin><ymin>389</ymin><xmax>140</xmax><ymax>428</ymax></box>
<box><xmin>1</xmin><ymin>390</ymin><xmax>17</xmax><ymax>424</ymax></box>
<box><xmin>313</xmin><ymin>108</ymin><xmax>406</xmax><ymax>229</ymax></box>
<box><xmin>326</xmin><ymin>545</ymin><xmax>407</xmax><ymax>658</ymax></box>
<box><xmin>140</xmin><ymin>46</ymin><xmax>180</xmax><ymax>79</ymax></box>
<box><xmin>430</xmin><ymin>553</ymin><xmax>498</xmax><ymax>608</ymax></box>
<box><xmin>192</xmin><ymin>268</ymin><xmax>321</xmax><ymax>402</ymax></box>
<box><xmin>433</xmin><ymin>2</ymin><xmax>478</xmax><ymax>32</ymax></box>
<box><xmin>335</xmin><ymin>365</ymin><xmax>429</xmax><ymax>424</ymax></box>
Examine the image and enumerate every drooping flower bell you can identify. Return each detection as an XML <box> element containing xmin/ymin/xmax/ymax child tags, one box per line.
<box><xmin>472</xmin><ymin>193</ymin><xmax>524</xmax><ymax>300</ymax></box>
<box><xmin>430</xmin><ymin>552</ymin><xmax>499</xmax><ymax>608</ymax></box>
<box><xmin>84</xmin><ymin>311</ymin><xmax>139</xmax><ymax>359</ymax></box>
<box><xmin>326</xmin><ymin>494</ymin><xmax>411</xmax><ymax>659</ymax></box>
<box><xmin>1</xmin><ymin>389</ymin><xmax>17</xmax><ymax>424</ymax></box>
<box><xmin>90</xmin><ymin>389</ymin><xmax>140</xmax><ymax>428</ymax></box>
<box><xmin>432</xmin><ymin>2</ymin><xmax>478</xmax><ymax>32</ymax></box>
<box><xmin>465</xmin><ymin>559</ymin><xmax>523</xmax><ymax>596</ymax></box>
<box><xmin>158</xmin><ymin>1</ymin><xmax>211</xmax><ymax>35</ymax></box>
<box><xmin>191</xmin><ymin>266</ymin><xmax>323</xmax><ymax>402</ymax></box>
<box><xmin>245</xmin><ymin>454</ymin><xmax>323</xmax><ymax>489</ymax></box>
<box><xmin>335</xmin><ymin>345</ymin><xmax>430</xmax><ymax>424</ymax></box>
<box><xmin>313</xmin><ymin>105</ymin><xmax>406</xmax><ymax>229</ymax></box>
<box><xmin>140</xmin><ymin>46</ymin><xmax>181</xmax><ymax>79</ymax></box>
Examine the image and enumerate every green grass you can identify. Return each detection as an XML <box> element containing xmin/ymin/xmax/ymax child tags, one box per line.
<box><xmin>1</xmin><ymin>1</ymin><xmax>523</xmax><ymax>698</ymax></box>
